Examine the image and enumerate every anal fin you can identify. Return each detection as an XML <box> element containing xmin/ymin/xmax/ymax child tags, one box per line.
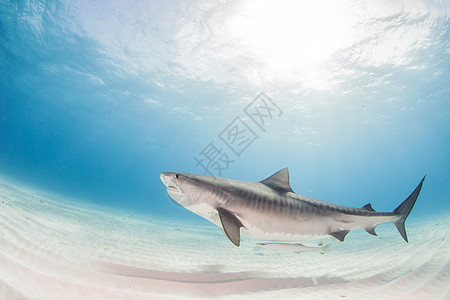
<box><xmin>330</xmin><ymin>230</ymin><xmax>350</xmax><ymax>242</ymax></box>
<box><xmin>217</xmin><ymin>208</ymin><xmax>243</xmax><ymax>247</ymax></box>
<box><xmin>365</xmin><ymin>226</ymin><xmax>377</xmax><ymax>236</ymax></box>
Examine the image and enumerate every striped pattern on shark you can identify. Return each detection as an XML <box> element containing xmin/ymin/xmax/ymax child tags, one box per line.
<box><xmin>160</xmin><ymin>168</ymin><xmax>425</xmax><ymax>247</ymax></box>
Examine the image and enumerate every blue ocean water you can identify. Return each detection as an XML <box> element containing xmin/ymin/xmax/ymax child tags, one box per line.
<box><xmin>1</xmin><ymin>0</ymin><xmax>449</xmax><ymax>224</ymax></box>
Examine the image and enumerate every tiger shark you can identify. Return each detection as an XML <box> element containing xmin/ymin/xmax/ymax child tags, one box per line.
<box><xmin>160</xmin><ymin>168</ymin><xmax>425</xmax><ymax>247</ymax></box>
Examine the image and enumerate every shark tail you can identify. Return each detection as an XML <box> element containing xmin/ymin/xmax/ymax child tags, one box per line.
<box><xmin>392</xmin><ymin>176</ymin><xmax>426</xmax><ymax>242</ymax></box>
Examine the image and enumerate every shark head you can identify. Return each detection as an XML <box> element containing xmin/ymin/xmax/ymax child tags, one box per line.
<box><xmin>160</xmin><ymin>172</ymin><xmax>217</xmax><ymax>208</ymax></box>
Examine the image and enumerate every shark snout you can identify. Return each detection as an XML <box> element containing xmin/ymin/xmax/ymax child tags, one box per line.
<box><xmin>161</xmin><ymin>172</ymin><xmax>190</xmax><ymax>205</ymax></box>
<box><xmin>160</xmin><ymin>172</ymin><xmax>185</xmax><ymax>187</ymax></box>
<box><xmin>160</xmin><ymin>172</ymin><xmax>180</xmax><ymax>194</ymax></box>
<box><xmin>160</xmin><ymin>171</ymin><xmax>196</xmax><ymax>197</ymax></box>
<box><xmin>160</xmin><ymin>172</ymin><xmax>174</xmax><ymax>187</ymax></box>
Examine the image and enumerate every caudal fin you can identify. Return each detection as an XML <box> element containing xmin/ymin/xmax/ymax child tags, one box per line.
<box><xmin>393</xmin><ymin>176</ymin><xmax>426</xmax><ymax>242</ymax></box>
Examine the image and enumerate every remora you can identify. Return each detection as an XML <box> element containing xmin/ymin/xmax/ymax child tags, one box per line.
<box><xmin>160</xmin><ymin>168</ymin><xmax>425</xmax><ymax>247</ymax></box>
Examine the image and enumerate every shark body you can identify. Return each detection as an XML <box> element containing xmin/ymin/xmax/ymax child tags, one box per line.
<box><xmin>160</xmin><ymin>168</ymin><xmax>425</xmax><ymax>247</ymax></box>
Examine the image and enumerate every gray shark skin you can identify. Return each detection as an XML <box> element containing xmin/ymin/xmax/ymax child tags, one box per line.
<box><xmin>160</xmin><ymin>168</ymin><xmax>425</xmax><ymax>247</ymax></box>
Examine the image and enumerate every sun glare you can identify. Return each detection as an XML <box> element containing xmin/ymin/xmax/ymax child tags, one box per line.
<box><xmin>225</xmin><ymin>0</ymin><xmax>356</xmax><ymax>88</ymax></box>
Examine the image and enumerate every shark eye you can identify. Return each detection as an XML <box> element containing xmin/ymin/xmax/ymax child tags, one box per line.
<box><xmin>175</xmin><ymin>174</ymin><xmax>179</xmax><ymax>179</ymax></box>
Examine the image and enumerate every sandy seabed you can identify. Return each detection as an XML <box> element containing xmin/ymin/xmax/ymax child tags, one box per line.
<box><xmin>0</xmin><ymin>177</ymin><xmax>448</xmax><ymax>300</ymax></box>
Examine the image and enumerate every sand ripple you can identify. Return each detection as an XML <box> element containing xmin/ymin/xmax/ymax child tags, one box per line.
<box><xmin>0</xmin><ymin>178</ymin><xmax>448</xmax><ymax>299</ymax></box>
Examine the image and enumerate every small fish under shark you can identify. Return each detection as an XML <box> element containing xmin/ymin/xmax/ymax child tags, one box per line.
<box><xmin>257</xmin><ymin>242</ymin><xmax>331</xmax><ymax>254</ymax></box>
<box><xmin>160</xmin><ymin>168</ymin><xmax>425</xmax><ymax>247</ymax></box>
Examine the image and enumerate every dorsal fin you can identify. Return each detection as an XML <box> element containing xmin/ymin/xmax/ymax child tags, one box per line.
<box><xmin>361</xmin><ymin>203</ymin><xmax>375</xmax><ymax>212</ymax></box>
<box><xmin>261</xmin><ymin>168</ymin><xmax>293</xmax><ymax>192</ymax></box>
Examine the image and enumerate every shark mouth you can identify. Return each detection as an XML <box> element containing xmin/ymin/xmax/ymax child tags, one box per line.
<box><xmin>167</xmin><ymin>185</ymin><xmax>179</xmax><ymax>192</ymax></box>
<box><xmin>166</xmin><ymin>185</ymin><xmax>185</xmax><ymax>204</ymax></box>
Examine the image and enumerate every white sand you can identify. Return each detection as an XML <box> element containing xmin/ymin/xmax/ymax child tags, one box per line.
<box><xmin>0</xmin><ymin>177</ymin><xmax>448</xmax><ymax>300</ymax></box>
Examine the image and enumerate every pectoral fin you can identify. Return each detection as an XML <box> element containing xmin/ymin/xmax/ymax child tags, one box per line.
<box><xmin>217</xmin><ymin>208</ymin><xmax>243</xmax><ymax>247</ymax></box>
